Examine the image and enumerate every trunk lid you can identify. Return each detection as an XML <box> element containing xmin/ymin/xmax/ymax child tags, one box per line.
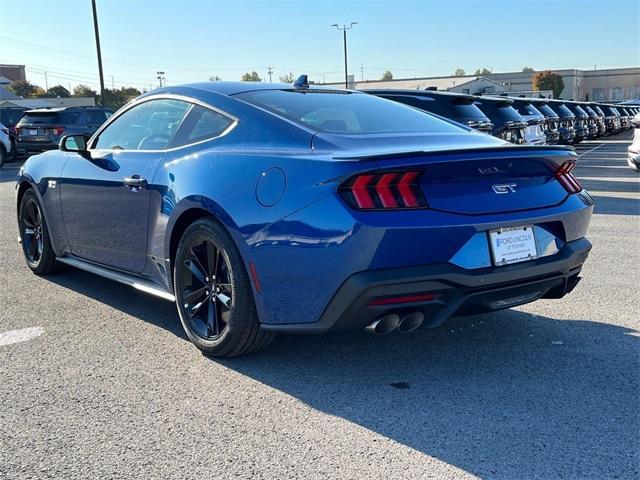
<box><xmin>318</xmin><ymin>133</ymin><xmax>577</xmax><ymax>215</ymax></box>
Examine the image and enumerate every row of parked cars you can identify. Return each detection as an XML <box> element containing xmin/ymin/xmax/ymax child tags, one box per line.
<box><xmin>0</xmin><ymin>106</ymin><xmax>113</xmax><ymax>167</ymax></box>
<box><xmin>367</xmin><ymin>89</ymin><xmax>639</xmax><ymax>147</ymax></box>
<box><xmin>0</xmin><ymin>91</ymin><xmax>638</xmax><ymax>168</ymax></box>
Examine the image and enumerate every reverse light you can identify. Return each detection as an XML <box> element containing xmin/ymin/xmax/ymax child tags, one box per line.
<box><xmin>555</xmin><ymin>162</ymin><xmax>582</xmax><ymax>194</ymax></box>
<box><xmin>340</xmin><ymin>170</ymin><xmax>427</xmax><ymax>210</ymax></box>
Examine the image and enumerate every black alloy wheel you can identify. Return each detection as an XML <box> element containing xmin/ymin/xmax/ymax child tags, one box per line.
<box><xmin>174</xmin><ymin>218</ymin><xmax>274</xmax><ymax>357</ymax></box>
<box><xmin>19</xmin><ymin>189</ymin><xmax>57</xmax><ymax>274</ymax></box>
<box><xmin>180</xmin><ymin>236</ymin><xmax>233</xmax><ymax>340</ymax></box>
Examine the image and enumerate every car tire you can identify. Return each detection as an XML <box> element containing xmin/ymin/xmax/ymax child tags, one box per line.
<box><xmin>173</xmin><ymin>218</ymin><xmax>275</xmax><ymax>357</ymax></box>
<box><xmin>0</xmin><ymin>146</ymin><xmax>6</xmax><ymax>168</ymax></box>
<box><xmin>18</xmin><ymin>189</ymin><xmax>58</xmax><ymax>275</ymax></box>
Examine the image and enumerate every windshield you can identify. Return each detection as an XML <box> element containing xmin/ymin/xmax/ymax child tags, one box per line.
<box><xmin>572</xmin><ymin>106</ymin><xmax>588</xmax><ymax>117</ymax></box>
<box><xmin>556</xmin><ymin>105</ymin><xmax>575</xmax><ymax>118</ymax></box>
<box><xmin>235</xmin><ymin>90</ymin><xmax>463</xmax><ymax>134</ymax></box>
<box><xmin>451</xmin><ymin>102</ymin><xmax>489</xmax><ymax>121</ymax></box>
<box><xmin>536</xmin><ymin>104</ymin><xmax>559</xmax><ymax>118</ymax></box>
<box><xmin>516</xmin><ymin>103</ymin><xmax>544</xmax><ymax>118</ymax></box>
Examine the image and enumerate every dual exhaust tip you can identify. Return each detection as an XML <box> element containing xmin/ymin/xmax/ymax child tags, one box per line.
<box><xmin>365</xmin><ymin>311</ymin><xmax>424</xmax><ymax>335</ymax></box>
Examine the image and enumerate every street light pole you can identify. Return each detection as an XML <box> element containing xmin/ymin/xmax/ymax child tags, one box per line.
<box><xmin>331</xmin><ymin>22</ymin><xmax>358</xmax><ymax>89</ymax></box>
<box><xmin>91</xmin><ymin>0</ymin><xmax>106</xmax><ymax>105</ymax></box>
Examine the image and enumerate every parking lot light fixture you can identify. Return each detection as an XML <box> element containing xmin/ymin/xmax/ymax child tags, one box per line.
<box><xmin>332</xmin><ymin>22</ymin><xmax>358</xmax><ymax>89</ymax></box>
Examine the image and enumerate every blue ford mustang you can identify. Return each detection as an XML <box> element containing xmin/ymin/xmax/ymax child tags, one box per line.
<box><xmin>15</xmin><ymin>79</ymin><xmax>593</xmax><ymax>357</ymax></box>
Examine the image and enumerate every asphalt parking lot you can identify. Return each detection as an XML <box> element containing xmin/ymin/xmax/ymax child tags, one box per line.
<box><xmin>0</xmin><ymin>135</ymin><xmax>638</xmax><ymax>479</ymax></box>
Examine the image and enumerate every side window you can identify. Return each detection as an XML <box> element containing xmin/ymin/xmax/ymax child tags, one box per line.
<box><xmin>88</xmin><ymin>110</ymin><xmax>107</xmax><ymax>125</ymax></box>
<box><xmin>171</xmin><ymin>105</ymin><xmax>233</xmax><ymax>147</ymax></box>
<box><xmin>94</xmin><ymin>99</ymin><xmax>191</xmax><ymax>151</ymax></box>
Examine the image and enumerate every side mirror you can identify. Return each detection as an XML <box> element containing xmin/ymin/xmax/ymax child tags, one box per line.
<box><xmin>59</xmin><ymin>134</ymin><xmax>88</xmax><ymax>152</ymax></box>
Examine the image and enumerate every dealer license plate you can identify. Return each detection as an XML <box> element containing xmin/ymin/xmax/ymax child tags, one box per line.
<box><xmin>489</xmin><ymin>226</ymin><xmax>538</xmax><ymax>266</ymax></box>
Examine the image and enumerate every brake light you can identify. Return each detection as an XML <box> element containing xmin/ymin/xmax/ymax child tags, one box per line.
<box><xmin>555</xmin><ymin>162</ymin><xmax>582</xmax><ymax>194</ymax></box>
<box><xmin>340</xmin><ymin>170</ymin><xmax>427</xmax><ymax>210</ymax></box>
<box><xmin>53</xmin><ymin>127</ymin><xmax>65</xmax><ymax>136</ymax></box>
<box><xmin>368</xmin><ymin>292</ymin><xmax>438</xmax><ymax>306</ymax></box>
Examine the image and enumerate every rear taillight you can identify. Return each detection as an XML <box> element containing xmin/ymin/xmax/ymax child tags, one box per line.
<box><xmin>555</xmin><ymin>162</ymin><xmax>582</xmax><ymax>194</ymax></box>
<box><xmin>340</xmin><ymin>170</ymin><xmax>427</xmax><ymax>210</ymax></box>
<box><xmin>53</xmin><ymin>127</ymin><xmax>65</xmax><ymax>136</ymax></box>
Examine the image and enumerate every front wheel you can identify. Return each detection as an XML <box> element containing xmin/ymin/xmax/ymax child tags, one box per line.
<box><xmin>19</xmin><ymin>189</ymin><xmax>57</xmax><ymax>274</ymax></box>
<box><xmin>173</xmin><ymin>218</ymin><xmax>274</xmax><ymax>357</ymax></box>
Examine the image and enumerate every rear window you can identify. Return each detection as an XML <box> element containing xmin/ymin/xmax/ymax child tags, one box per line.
<box><xmin>1</xmin><ymin>109</ymin><xmax>25</xmax><ymax>126</ymax></box>
<box><xmin>18</xmin><ymin>111</ymin><xmax>81</xmax><ymax>125</ymax></box>
<box><xmin>235</xmin><ymin>90</ymin><xmax>462</xmax><ymax>134</ymax></box>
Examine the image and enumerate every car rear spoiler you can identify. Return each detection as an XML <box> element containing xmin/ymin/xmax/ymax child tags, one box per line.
<box><xmin>332</xmin><ymin>144</ymin><xmax>575</xmax><ymax>161</ymax></box>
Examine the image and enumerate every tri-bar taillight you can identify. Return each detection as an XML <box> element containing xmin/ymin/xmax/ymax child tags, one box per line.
<box><xmin>340</xmin><ymin>171</ymin><xmax>427</xmax><ymax>210</ymax></box>
<box><xmin>555</xmin><ymin>161</ymin><xmax>582</xmax><ymax>194</ymax></box>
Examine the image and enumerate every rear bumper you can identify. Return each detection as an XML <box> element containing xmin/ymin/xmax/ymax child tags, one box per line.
<box><xmin>15</xmin><ymin>141</ymin><xmax>57</xmax><ymax>156</ymax></box>
<box><xmin>262</xmin><ymin>237</ymin><xmax>592</xmax><ymax>333</ymax></box>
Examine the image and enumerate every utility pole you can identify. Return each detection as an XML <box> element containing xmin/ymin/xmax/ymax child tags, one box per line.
<box><xmin>44</xmin><ymin>71</ymin><xmax>48</xmax><ymax>91</ymax></box>
<box><xmin>360</xmin><ymin>63</ymin><xmax>365</xmax><ymax>81</ymax></box>
<box><xmin>267</xmin><ymin>66</ymin><xmax>274</xmax><ymax>83</ymax></box>
<box><xmin>111</xmin><ymin>75</ymin><xmax>115</xmax><ymax>89</ymax></box>
<box><xmin>331</xmin><ymin>22</ymin><xmax>358</xmax><ymax>89</ymax></box>
<box><xmin>91</xmin><ymin>0</ymin><xmax>106</xmax><ymax>106</ymax></box>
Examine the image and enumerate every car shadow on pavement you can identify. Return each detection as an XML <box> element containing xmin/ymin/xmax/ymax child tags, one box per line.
<box><xmin>591</xmin><ymin>195</ymin><xmax>640</xmax><ymax>215</ymax></box>
<box><xmin>45</xmin><ymin>267</ymin><xmax>639</xmax><ymax>478</ymax></box>
<box><xmin>222</xmin><ymin>311</ymin><xmax>639</xmax><ymax>479</ymax></box>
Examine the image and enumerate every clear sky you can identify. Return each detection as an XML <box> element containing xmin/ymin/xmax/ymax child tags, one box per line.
<box><xmin>1</xmin><ymin>0</ymin><xmax>638</xmax><ymax>92</ymax></box>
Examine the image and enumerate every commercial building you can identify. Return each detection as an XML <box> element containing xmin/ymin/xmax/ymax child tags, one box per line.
<box><xmin>325</xmin><ymin>66</ymin><xmax>640</xmax><ymax>101</ymax></box>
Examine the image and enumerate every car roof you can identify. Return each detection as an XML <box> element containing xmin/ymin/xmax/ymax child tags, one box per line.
<box><xmin>365</xmin><ymin>89</ymin><xmax>477</xmax><ymax>102</ymax></box>
<box><xmin>148</xmin><ymin>81</ymin><xmax>347</xmax><ymax>97</ymax></box>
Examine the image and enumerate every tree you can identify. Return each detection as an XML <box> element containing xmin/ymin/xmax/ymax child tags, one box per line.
<box><xmin>474</xmin><ymin>68</ymin><xmax>491</xmax><ymax>76</ymax></box>
<box><xmin>522</xmin><ymin>66</ymin><xmax>534</xmax><ymax>73</ymax></box>
<box><xmin>73</xmin><ymin>84</ymin><xmax>98</xmax><ymax>98</ymax></box>
<box><xmin>532</xmin><ymin>70</ymin><xmax>565</xmax><ymax>99</ymax></box>
<box><xmin>453</xmin><ymin>68</ymin><xmax>466</xmax><ymax>77</ymax></box>
<box><xmin>279</xmin><ymin>72</ymin><xmax>295</xmax><ymax>83</ymax></box>
<box><xmin>45</xmin><ymin>85</ymin><xmax>71</xmax><ymax>98</ymax></box>
<box><xmin>381</xmin><ymin>70</ymin><xmax>393</xmax><ymax>81</ymax></box>
<box><xmin>8</xmin><ymin>80</ymin><xmax>42</xmax><ymax>98</ymax></box>
<box><xmin>241</xmin><ymin>71</ymin><xmax>261</xmax><ymax>82</ymax></box>
<box><xmin>100</xmin><ymin>86</ymin><xmax>142</xmax><ymax>110</ymax></box>
<box><xmin>209</xmin><ymin>75</ymin><xmax>222</xmax><ymax>81</ymax></box>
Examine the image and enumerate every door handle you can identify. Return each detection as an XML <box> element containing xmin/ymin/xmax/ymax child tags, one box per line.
<box><xmin>123</xmin><ymin>175</ymin><xmax>147</xmax><ymax>189</ymax></box>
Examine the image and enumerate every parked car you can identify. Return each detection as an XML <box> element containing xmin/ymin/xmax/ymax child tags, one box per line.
<box><xmin>628</xmin><ymin>112</ymin><xmax>640</xmax><ymax>171</ymax></box>
<box><xmin>0</xmin><ymin>121</ymin><xmax>11</xmax><ymax>167</ymax></box>
<box><xmin>0</xmin><ymin>106</ymin><xmax>27</xmax><ymax>158</ymax></box>
<box><xmin>16</xmin><ymin>80</ymin><xmax>593</xmax><ymax>357</ymax></box>
<box><xmin>15</xmin><ymin>106</ymin><xmax>113</xmax><ymax>158</ymax></box>
<box><xmin>546</xmin><ymin>100</ymin><xmax>576</xmax><ymax>144</ymax></box>
<box><xmin>509</xmin><ymin>97</ymin><xmax>547</xmax><ymax>145</ymax></box>
<box><xmin>598</xmin><ymin>104</ymin><xmax>622</xmax><ymax>134</ymax></box>
<box><xmin>530</xmin><ymin>99</ymin><xmax>560</xmax><ymax>144</ymax></box>
<box><xmin>618</xmin><ymin>106</ymin><xmax>634</xmax><ymax>130</ymax></box>
<box><xmin>564</xmin><ymin>102</ymin><xmax>590</xmax><ymax>143</ymax></box>
<box><xmin>365</xmin><ymin>89</ymin><xmax>494</xmax><ymax>133</ymax></box>
<box><xmin>474</xmin><ymin>96</ymin><xmax>528</xmax><ymax>144</ymax></box>
<box><xmin>586</xmin><ymin>103</ymin><xmax>607</xmax><ymax>136</ymax></box>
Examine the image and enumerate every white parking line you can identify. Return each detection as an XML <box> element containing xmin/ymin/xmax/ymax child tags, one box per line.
<box><xmin>578</xmin><ymin>144</ymin><xmax>605</xmax><ymax>157</ymax></box>
<box><xmin>0</xmin><ymin>327</ymin><xmax>43</xmax><ymax>346</ymax></box>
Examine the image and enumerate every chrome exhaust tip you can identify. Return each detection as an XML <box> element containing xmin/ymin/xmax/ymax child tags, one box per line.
<box><xmin>397</xmin><ymin>311</ymin><xmax>424</xmax><ymax>333</ymax></box>
<box><xmin>365</xmin><ymin>313</ymin><xmax>400</xmax><ymax>335</ymax></box>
